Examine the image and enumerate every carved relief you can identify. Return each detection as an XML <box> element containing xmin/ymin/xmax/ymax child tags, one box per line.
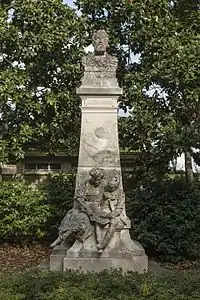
<box><xmin>82</xmin><ymin>126</ymin><xmax>120</xmax><ymax>166</ymax></box>
<box><xmin>84</xmin><ymin>127</ymin><xmax>109</xmax><ymax>155</ymax></box>
<box><xmin>50</xmin><ymin>168</ymin><xmax>126</xmax><ymax>253</ymax></box>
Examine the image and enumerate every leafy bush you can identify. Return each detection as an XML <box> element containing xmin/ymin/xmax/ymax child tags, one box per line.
<box><xmin>0</xmin><ymin>180</ymin><xmax>50</xmax><ymax>243</ymax></box>
<box><xmin>42</xmin><ymin>172</ymin><xmax>76</xmax><ymax>240</ymax></box>
<box><xmin>2</xmin><ymin>174</ymin><xmax>200</xmax><ymax>263</ymax></box>
<box><xmin>0</xmin><ymin>173</ymin><xmax>75</xmax><ymax>244</ymax></box>
<box><xmin>1</xmin><ymin>268</ymin><xmax>200</xmax><ymax>299</ymax></box>
<box><xmin>126</xmin><ymin>179</ymin><xmax>200</xmax><ymax>262</ymax></box>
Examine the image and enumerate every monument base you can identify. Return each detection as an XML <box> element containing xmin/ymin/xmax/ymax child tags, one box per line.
<box><xmin>50</xmin><ymin>231</ymin><xmax>148</xmax><ymax>273</ymax></box>
<box><xmin>63</xmin><ymin>255</ymin><xmax>148</xmax><ymax>274</ymax></box>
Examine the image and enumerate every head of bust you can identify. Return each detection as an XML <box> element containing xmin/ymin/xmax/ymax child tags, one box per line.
<box><xmin>92</xmin><ymin>30</ymin><xmax>109</xmax><ymax>55</ymax></box>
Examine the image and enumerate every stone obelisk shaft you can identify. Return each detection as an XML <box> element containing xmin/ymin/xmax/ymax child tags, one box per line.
<box><xmin>76</xmin><ymin>85</ymin><xmax>123</xmax><ymax>189</ymax></box>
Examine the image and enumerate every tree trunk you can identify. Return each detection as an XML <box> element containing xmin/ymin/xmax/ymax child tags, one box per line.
<box><xmin>0</xmin><ymin>164</ymin><xmax>3</xmax><ymax>182</ymax></box>
<box><xmin>185</xmin><ymin>151</ymin><xmax>194</xmax><ymax>184</ymax></box>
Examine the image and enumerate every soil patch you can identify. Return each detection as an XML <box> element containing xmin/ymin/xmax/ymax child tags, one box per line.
<box><xmin>0</xmin><ymin>243</ymin><xmax>51</xmax><ymax>272</ymax></box>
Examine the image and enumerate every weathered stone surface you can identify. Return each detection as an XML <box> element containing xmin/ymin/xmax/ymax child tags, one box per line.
<box><xmin>63</xmin><ymin>256</ymin><xmax>148</xmax><ymax>274</ymax></box>
<box><xmin>76</xmin><ymin>87</ymin><xmax>123</xmax><ymax>95</ymax></box>
<box><xmin>81</xmin><ymin>30</ymin><xmax>119</xmax><ymax>89</ymax></box>
<box><xmin>49</xmin><ymin>29</ymin><xmax>148</xmax><ymax>273</ymax></box>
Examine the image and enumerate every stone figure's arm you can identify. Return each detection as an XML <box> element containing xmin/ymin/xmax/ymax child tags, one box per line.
<box><xmin>111</xmin><ymin>190</ymin><xmax>124</xmax><ymax>218</ymax></box>
<box><xmin>75</xmin><ymin>197</ymin><xmax>93</xmax><ymax>217</ymax></box>
<box><xmin>73</xmin><ymin>181</ymin><xmax>87</xmax><ymax>210</ymax></box>
<box><xmin>74</xmin><ymin>182</ymin><xmax>87</xmax><ymax>201</ymax></box>
<box><xmin>74</xmin><ymin>181</ymin><xmax>94</xmax><ymax>217</ymax></box>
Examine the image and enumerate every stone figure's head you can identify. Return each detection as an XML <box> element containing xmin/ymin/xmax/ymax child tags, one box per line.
<box><xmin>107</xmin><ymin>172</ymin><xmax>120</xmax><ymax>192</ymax></box>
<box><xmin>89</xmin><ymin>167</ymin><xmax>104</xmax><ymax>187</ymax></box>
<box><xmin>92</xmin><ymin>30</ymin><xmax>109</xmax><ymax>55</ymax></box>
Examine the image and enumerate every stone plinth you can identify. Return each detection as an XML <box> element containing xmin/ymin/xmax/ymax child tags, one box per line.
<box><xmin>63</xmin><ymin>257</ymin><xmax>147</xmax><ymax>274</ymax></box>
<box><xmin>50</xmin><ymin>227</ymin><xmax>148</xmax><ymax>273</ymax></box>
<box><xmin>63</xmin><ymin>227</ymin><xmax>147</xmax><ymax>273</ymax></box>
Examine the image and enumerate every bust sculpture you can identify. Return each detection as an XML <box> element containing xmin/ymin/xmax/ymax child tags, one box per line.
<box><xmin>81</xmin><ymin>29</ymin><xmax>119</xmax><ymax>87</ymax></box>
<box><xmin>93</xmin><ymin>29</ymin><xmax>109</xmax><ymax>55</ymax></box>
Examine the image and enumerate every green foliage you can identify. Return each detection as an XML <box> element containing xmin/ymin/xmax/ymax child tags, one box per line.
<box><xmin>0</xmin><ymin>180</ymin><xmax>50</xmax><ymax>243</ymax></box>
<box><xmin>0</xmin><ymin>0</ymin><xmax>87</xmax><ymax>164</ymax></box>
<box><xmin>0</xmin><ymin>173</ymin><xmax>76</xmax><ymax>244</ymax></box>
<box><xmin>43</xmin><ymin>172</ymin><xmax>76</xmax><ymax>239</ymax></box>
<box><xmin>1</xmin><ymin>268</ymin><xmax>200</xmax><ymax>299</ymax></box>
<box><xmin>77</xmin><ymin>0</ymin><xmax>200</xmax><ymax>182</ymax></box>
<box><xmin>126</xmin><ymin>179</ymin><xmax>200</xmax><ymax>262</ymax></box>
<box><xmin>2</xmin><ymin>173</ymin><xmax>200</xmax><ymax>263</ymax></box>
<box><xmin>2</xmin><ymin>175</ymin><xmax>200</xmax><ymax>263</ymax></box>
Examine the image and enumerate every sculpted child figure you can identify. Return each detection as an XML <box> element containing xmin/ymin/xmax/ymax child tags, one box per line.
<box><xmin>50</xmin><ymin>167</ymin><xmax>112</xmax><ymax>249</ymax></box>
<box><xmin>96</xmin><ymin>173</ymin><xmax>126</xmax><ymax>252</ymax></box>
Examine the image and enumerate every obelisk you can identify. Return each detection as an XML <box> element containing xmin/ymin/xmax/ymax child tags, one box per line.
<box><xmin>50</xmin><ymin>30</ymin><xmax>148</xmax><ymax>273</ymax></box>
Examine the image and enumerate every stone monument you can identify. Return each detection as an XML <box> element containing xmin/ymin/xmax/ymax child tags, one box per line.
<box><xmin>50</xmin><ymin>29</ymin><xmax>148</xmax><ymax>273</ymax></box>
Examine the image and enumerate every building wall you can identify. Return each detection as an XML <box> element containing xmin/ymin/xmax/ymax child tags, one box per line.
<box><xmin>2</xmin><ymin>152</ymin><xmax>139</xmax><ymax>186</ymax></box>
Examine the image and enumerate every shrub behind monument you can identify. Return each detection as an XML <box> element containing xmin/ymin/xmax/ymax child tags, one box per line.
<box><xmin>0</xmin><ymin>180</ymin><xmax>50</xmax><ymax>243</ymax></box>
<box><xmin>127</xmin><ymin>179</ymin><xmax>200</xmax><ymax>262</ymax></box>
<box><xmin>1</xmin><ymin>174</ymin><xmax>200</xmax><ymax>262</ymax></box>
<box><xmin>0</xmin><ymin>173</ymin><xmax>75</xmax><ymax>244</ymax></box>
<box><xmin>43</xmin><ymin>172</ymin><xmax>75</xmax><ymax>240</ymax></box>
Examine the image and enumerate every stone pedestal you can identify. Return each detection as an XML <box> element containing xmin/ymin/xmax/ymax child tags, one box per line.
<box><xmin>63</xmin><ymin>228</ymin><xmax>147</xmax><ymax>274</ymax></box>
<box><xmin>63</xmin><ymin>257</ymin><xmax>147</xmax><ymax>274</ymax></box>
<box><xmin>51</xmin><ymin>226</ymin><xmax>148</xmax><ymax>273</ymax></box>
<box><xmin>75</xmin><ymin>86</ymin><xmax>123</xmax><ymax>188</ymax></box>
<box><xmin>50</xmin><ymin>30</ymin><xmax>148</xmax><ymax>273</ymax></box>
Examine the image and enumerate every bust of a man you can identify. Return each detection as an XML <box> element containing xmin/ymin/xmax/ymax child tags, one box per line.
<box><xmin>92</xmin><ymin>29</ymin><xmax>109</xmax><ymax>55</ymax></box>
<box><xmin>81</xmin><ymin>30</ymin><xmax>118</xmax><ymax>87</ymax></box>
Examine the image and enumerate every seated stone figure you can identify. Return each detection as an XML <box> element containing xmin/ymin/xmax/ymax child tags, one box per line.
<box><xmin>96</xmin><ymin>173</ymin><xmax>127</xmax><ymax>252</ymax></box>
<box><xmin>50</xmin><ymin>167</ymin><xmax>112</xmax><ymax>249</ymax></box>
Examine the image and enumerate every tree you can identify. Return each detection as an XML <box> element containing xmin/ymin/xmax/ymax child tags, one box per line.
<box><xmin>0</xmin><ymin>0</ymin><xmax>87</xmax><ymax>170</ymax></box>
<box><xmin>76</xmin><ymin>0</ymin><xmax>200</xmax><ymax>183</ymax></box>
<box><xmin>138</xmin><ymin>1</ymin><xmax>200</xmax><ymax>183</ymax></box>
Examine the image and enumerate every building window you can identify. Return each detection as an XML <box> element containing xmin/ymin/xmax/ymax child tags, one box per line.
<box><xmin>24</xmin><ymin>163</ymin><xmax>61</xmax><ymax>171</ymax></box>
<box><xmin>37</xmin><ymin>163</ymin><xmax>48</xmax><ymax>170</ymax></box>
<box><xmin>49</xmin><ymin>163</ymin><xmax>61</xmax><ymax>170</ymax></box>
<box><xmin>25</xmin><ymin>163</ymin><xmax>37</xmax><ymax>170</ymax></box>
